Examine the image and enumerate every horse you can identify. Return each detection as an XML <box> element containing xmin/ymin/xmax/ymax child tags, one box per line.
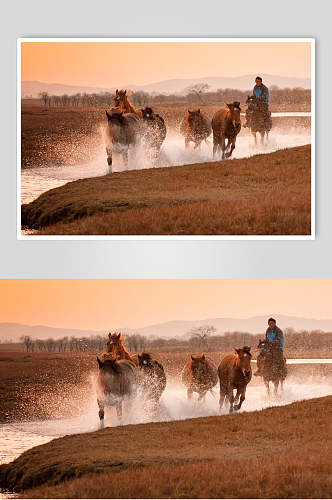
<box><xmin>137</xmin><ymin>352</ymin><xmax>167</xmax><ymax>404</ymax></box>
<box><xmin>106</xmin><ymin>332</ymin><xmax>138</xmax><ymax>366</ymax></box>
<box><xmin>141</xmin><ymin>107</ymin><xmax>167</xmax><ymax>163</ymax></box>
<box><xmin>179</xmin><ymin>109</ymin><xmax>212</xmax><ymax>149</ymax></box>
<box><xmin>212</xmin><ymin>102</ymin><xmax>242</xmax><ymax>160</ymax></box>
<box><xmin>218</xmin><ymin>346</ymin><xmax>252</xmax><ymax>413</ymax></box>
<box><xmin>255</xmin><ymin>339</ymin><xmax>287</xmax><ymax>396</ymax></box>
<box><xmin>245</xmin><ymin>95</ymin><xmax>272</xmax><ymax>145</ymax></box>
<box><xmin>105</xmin><ymin>110</ymin><xmax>140</xmax><ymax>170</ymax></box>
<box><xmin>96</xmin><ymin>356</ymin><xmax>136</xmax><ymax>428</ymax></box>
<box><xmin>181</xmin><ymin>354</ymin><xmax>218</xmax><ymax>401</ymax></box>
<box><xmin>113</xmin><ymin>89</ymin><xmax>142</xmax><ymax>118</ymax></box>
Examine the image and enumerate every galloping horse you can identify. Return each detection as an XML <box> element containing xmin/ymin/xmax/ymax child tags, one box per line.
<box><xmin>141</xmin><ymin>107</ymin><xmax>167</xmax><ymax>162</ymax></box>
<box><xmin>181</xmin><ymin>354</ymin><xmax>218</xmax><ymax>401</ymax></box>
<box><xmin>113</xmin><ymin>89</ymin><xmax>142</xmax><ymax>118</ymax></box>
<box><xmin>137</xmin><ymin>352</ymin><xmax>167</xmax><ymax>403</ymax></box>
<box><xmin>212</xmin><ymin>102</ymin><xmax>242</xmax><ymax>160</ymax></box>
<box><xmin>218</xmin><ymin>346</ymin><xmax>252</xmax><ymax>413</ymax></box>
<box><xmin>245</xmin><ymin>95</ymin><xmax>272</xmax><ymax>145</ymax></box>
<box><xmin>256</xmin><ymin>339</ymin><xmax>287</xmax><ymax>396</ymax></box>
<box><xmin>180</xmin><ymin>109</ymin><xmax>212</xmax><ymax>149</ymax></box>
<box><xmin>105</xmin><ymin>110</ymin><xmax>140</xmax><ymax>169</ymax></box>
<box><xmin>96</xmin><ymin>356</ymin><xmax>136</xmax><ymax>428</ymax></box>
<box><xmin>106</xmin><ymin>332</ymin><xmax>139</xmax><ymax>366</ymax></box>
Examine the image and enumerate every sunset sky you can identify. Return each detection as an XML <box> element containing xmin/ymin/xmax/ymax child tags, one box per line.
<box><xmin>21</xmin><ymin>41</ymin><xmax>311</xmax><ymax>87</ymax></box>
<box><xmin>0</xmin><ymin>280</ymin><xmax>331</xmax><ymax>331</ymax></box>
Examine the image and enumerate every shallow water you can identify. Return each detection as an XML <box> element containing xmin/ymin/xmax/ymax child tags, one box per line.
<box><xmin>0</xmin><ymin>365</ymin><xmax>331</xmax><ymax>468</ymax></box>
<box><xmin>21</xmin><ymin>123</ymin><xmax>311</xmax><ymax>205</ymax></box>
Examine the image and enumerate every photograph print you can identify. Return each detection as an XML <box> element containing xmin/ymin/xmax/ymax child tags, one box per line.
<box><xmin>18</xmin><ymin>38</ymin><xmax>314</xmax><ymax>238</ymax></box>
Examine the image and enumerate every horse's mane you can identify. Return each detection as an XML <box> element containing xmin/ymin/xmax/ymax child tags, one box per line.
<box><xmin>114</xmin><ymin>90</ymin><xmax>137</xmax><ymax>114</ymax></box>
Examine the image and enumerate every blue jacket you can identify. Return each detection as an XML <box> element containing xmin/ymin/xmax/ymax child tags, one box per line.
<box><xmin>265</xmin><ymin>326</ymin><xmax>284</xmax><ymax>348</ymax></box>
<box><xmin>253</xmin><ymin>83</ymin><xmax>270</xmax><ymax>103</ymax></box>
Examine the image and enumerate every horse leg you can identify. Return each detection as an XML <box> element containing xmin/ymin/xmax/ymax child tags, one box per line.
<box><xmin>226</xmin><ymin>140</ymin><xmax>236</xmax><ymax>158</ymax></box>
<box><xmin>234</xmin><ymin>387</ymin><xmax>246</xmax><ymax>411</ymax></box>
<box><xmin>260</xmin><ymin>132</ymin><xmax>264</xmax><ymax>145</ymax></box>
<box><xmin>252</xmin><ymin>132</ymin><xmax>257</xmax><ymax>145</ymax></box>
<box><xmin>228</xmin><ymin>386</ymin><xmax>235</xmax><ymax>414</ymax></box>
<box><xmin>198</xmin><ymin>390</ymin><xmax>206</xmax><ymax>402</ymax></box>
<box><xmin>106</xmin><ymin>147</ymin><xmax>112</xmax><ymax>173</ymax></box>
<box><xmin>273</xmin><ymin>380</ymin><xmax>279</xmax><ymax>396</ymax></box>
<box><xmin>122</xmin><ymin>150</ymin><xmax>128</xmax><ymax>167</ymax></box>
<box><xmin>234</xmin><ymin>389</ymin><xmax>240</xmax><ymax>404</ymax></box>
<box><xmin>187</xmin><ymin>388</ymin><xmax>193</xmax><ymax>400</ymax></box>
<box><xmin>221</xmin><ymin>135</ymin><xmax>226</xmax><ymax>160</ymax></box>
<box><xmin>97</xmin><ymin>398</ymin><xmax>105</xmax><ymax>429</ymax></box>
<box><xmin>185</xmin><ymin>137</ymin><xmax>190</xmax><ymax>149</ymax></box>
<box><xmin>219</xmin><ymin>385</ymin><xmax>226</xmax><ymax>411</ymax></box>
<box><xmin>280</xmin><ymin>379</ymin><xmax>284</xmax><ymax>393</ymax></box>
<box><xmin>116</xmin><ymin>402</ymin><xmax>123</xmax><ymax>423</ymax></box>
<box><xmin>213</xmin><ymin>136</ymin><xmax>219</xmax><ymax>158</ymax></box>
<box><xmin>264</xmin><ymin>380</ymin><xmax>270</xmax><ymax>397</ymax></box>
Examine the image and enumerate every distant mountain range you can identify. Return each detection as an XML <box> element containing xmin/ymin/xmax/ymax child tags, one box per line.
<box><xmin>0</xmin><ymin>314</ymin><xmax>330</xmax><ymax>343</ymax></box>
<box><xmin>22</xmin><ymin>74</ymin><xmax>310</xmax><ymax>98</ymax></box>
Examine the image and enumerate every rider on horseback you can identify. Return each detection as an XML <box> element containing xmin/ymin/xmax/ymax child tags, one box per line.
<box><xmin>255</xmin><ymin>317</ymin><xmax>285</xmax><ymax>376</ymax></box>
<box><xmin>244</xmin><ymin>76</ymin><xmax>270</xmax><ymax>128</ymax></box>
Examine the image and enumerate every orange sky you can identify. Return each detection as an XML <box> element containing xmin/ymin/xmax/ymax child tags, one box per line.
<box><xmin>21</xmin><ymin>41</ymin><xmax>311</xmax><ymax>87</ymax></box>
<box><xmin>0</xmin><ymin>280</ymin><xmax>331</xmax><ymax>331</ymax></box>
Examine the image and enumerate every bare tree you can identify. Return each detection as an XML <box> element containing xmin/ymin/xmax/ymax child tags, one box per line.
<box><xmin>188</xmin><ymin>325</ymin><xmax>217</xmax><ymax>349</ymax></box>
<box><xmin>185</xmin><ymin>83</ymin><xmax>210</xmax><ymax>104</ymax></box>
<box><xmin>20</xmin><ymin>335</ymin><xmax>32</xmax><ymax>352</ymax></box>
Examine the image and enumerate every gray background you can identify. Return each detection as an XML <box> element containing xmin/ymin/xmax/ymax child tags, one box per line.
<box><xmin>0</xmin><ymin>0</ymin><xmax>329</xmax><ymax>278</ymax></box>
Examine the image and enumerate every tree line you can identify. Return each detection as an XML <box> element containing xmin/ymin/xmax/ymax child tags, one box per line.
<box><xmin>17</xmin><ymin>326</ymin><xmax>332</xmax><ymax>353</ymax></box>
<box><xmin>35</xmin><ymin>85</ymin><xmax>310</xmax><ymax>108</ymax></box>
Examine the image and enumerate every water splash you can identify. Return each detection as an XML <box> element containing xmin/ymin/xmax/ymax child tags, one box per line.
<box><xmin>21</xmin><ymin>125</ymin><xmax>311</xmax><ymax>204</ymax></box>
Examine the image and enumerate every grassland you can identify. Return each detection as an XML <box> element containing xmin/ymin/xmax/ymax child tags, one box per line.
<box><xmin>21</xmin><ymin>145</ymin><xmax>311</xmax><ymax>235</ymax></box>
<box><xmin>0</xmin><ymin>395</ymin><xmax>331</xmax><ymax>498</ymax></box>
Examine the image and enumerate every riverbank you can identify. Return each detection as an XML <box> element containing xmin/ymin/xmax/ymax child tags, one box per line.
<box><xmin>1</xmin><ymin>395</ymin><xmax>331</xmax><ymax>498</ymax></box>
<box><xmin>21</xmin><ymin>145</ymin><xmax>311</xmax><ymax>236</ymax></box>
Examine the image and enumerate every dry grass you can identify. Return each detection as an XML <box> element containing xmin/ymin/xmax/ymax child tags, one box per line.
<box><xmin>0</xmin><ymin>395</ymin><xmax>330</xmax><ymax>497</ymax></box>
<box><xmin>22</xmin><ymin>145</ymin><xmax>311</xmax><ymax>235</ymax></box>
<box><xmin>21</xmin><ymin>445</ymin><xmax>332</xmax><ymax>498</ymax></box>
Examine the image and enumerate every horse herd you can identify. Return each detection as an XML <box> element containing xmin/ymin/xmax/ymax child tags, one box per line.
<box><xmin>96</xmin><ymin>333</ymin><xmax>287</xmax><ymax>428</ymax></box>
<box><xmin>104</xmin><ymin>89</ymin><xmax>270</xmax><ymax>170</ymax></box>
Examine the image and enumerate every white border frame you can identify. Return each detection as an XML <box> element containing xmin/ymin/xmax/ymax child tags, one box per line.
<box><xmin>17</xmin><ymin>38</ymin><xmax>315</xmax><ymax>240</ymax></box>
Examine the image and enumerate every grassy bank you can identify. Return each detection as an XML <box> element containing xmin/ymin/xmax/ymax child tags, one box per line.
<box><xmin>0</xmin><ymin>396</ymin><xmax>331</xmax><ymax>497</ymax></box>
<box><xmin>21</xmin><ymin>145</ymin><xmax>311</xmax><ymax>235</ymax></box>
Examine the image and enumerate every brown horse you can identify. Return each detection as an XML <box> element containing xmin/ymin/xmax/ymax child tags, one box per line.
<box><xmin>218</xmin><ymin>346</ymin><xmax>252</xmax><ymax>413</ymax></box>
<box><xmin>181</xmin><ymin>354</ymin><xmax>218</xmax><ymax>401</ymax></box>
<box><xmin>105</xmin><ymin>109</ymin><xmax>140</xmax><ymax>170</ymax></box>
<box><xmin>212</xmin><ymin>102</ymin><xmax>242</xmax><ymax>160</ymax></box>
<box><xmin>113</xmin><ymin>89</ymin><xmax>142</xmax><ymax>118</ymax></box>
<box><xmin>96</xmin><ymin>356</ymin><xmax>136</xmax><ymax>428</ymax></box>
<box><xmin>180</xmin><ymin>109</ymin><xmax>212</xmax><ymax>149</ymax></box>
<box><xmin>245</xmin><ymin>95</ymin><xmax>272</xmax><ymax>145</ymax></box>
<box><xmin>256</xmin><ymin>339</ymin><xmax>287</xmax><ymax>396</ymax></box>
<box><xmin>141</xmin><ymin>107</ymin><xmax>167</xmax><ymax>162</ymax></box>
<box><xmin>137</xmin><ymin>352</ymin><xmax>167</xmax><ymax>403</ymax></box>
<box><xmin>106</xmin><ymin>332</ymin><xmax>138</xmax><ymax>366</ymax></box>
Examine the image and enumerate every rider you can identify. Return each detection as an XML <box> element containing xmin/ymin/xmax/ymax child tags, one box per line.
<box><xmin>244</xmin><ymin>76</ymin><xmax>270</xmax><ymax>128</ymax></box>
<box><xmin>253</xmin><ymin>76</ymin><xmax>270</xmax><ymax>110</ymax></box>
<box><xmin>255</xmin><ymin>317</ymin><xmax>285</xmax><ymax>376</ymax></box>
